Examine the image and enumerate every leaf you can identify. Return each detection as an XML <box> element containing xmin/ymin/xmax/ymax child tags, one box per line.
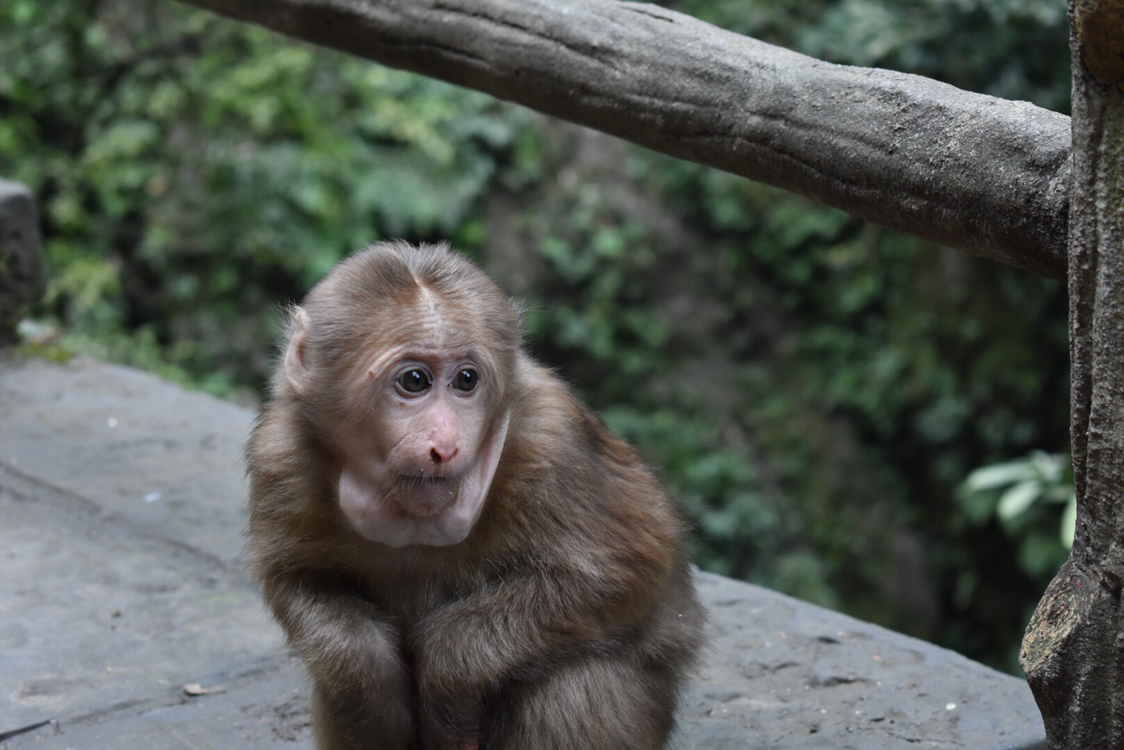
<box><xmin>1060</xmin><ymin>495</ymin><xmax>1077</xmax><ymax>550</ymax></box>
<box><xmin>1042</xmin><ymin>485</ymin><xmax>1074</xmax><ymax>504</ymax></box>
<box><xmin>963</xmin><ymin>461</ymin><xmax>1035</xmax><ymax>492</ymax></box>
<box><xmin>997</xmin><ymin>480</ymin><xmax>1041</xmax><ymax>521</ymax></box>
<box><xmin>1028</xmin><ymin>450</ymin><xmax>1063</xmax><ymax>484</ymax></box>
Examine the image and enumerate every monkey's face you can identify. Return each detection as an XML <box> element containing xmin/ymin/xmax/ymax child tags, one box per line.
<box><xmin>284</xmin><ymin>292</ymin><xmax>511</xmax><ymax>549</ymax></box>
<box><xmin>336</xmin><ymin>343</ymin><xmax>510</xmax><ymax>548</ymax></box>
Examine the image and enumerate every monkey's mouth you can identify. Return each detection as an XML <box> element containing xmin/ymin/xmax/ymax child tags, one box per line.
<box><xmin>393</xmin><ymin>474</ymin><xmax>460</xmax><ymax>516</ymax></box>
<box><xmin>396</xmin><ymin>473</ymin><xmax>452</xmax><ymax>486</ymax></box>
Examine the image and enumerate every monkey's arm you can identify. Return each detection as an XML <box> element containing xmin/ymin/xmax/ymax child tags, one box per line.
<box><xmin>263</xmin><ymin>571</ymin><xmax>417</xmax><ymax>749</ymax></box>
<box><xmin>413</xmin><ymin>552</ymin><xmax>664</xmax><ymax>747</ymax></box>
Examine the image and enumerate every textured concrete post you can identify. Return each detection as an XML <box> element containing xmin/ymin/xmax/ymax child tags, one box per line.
<box><xmin>1020</xmin><ymin>1</ymin><xmax>1124</xmax><ymax>747</ymax></box>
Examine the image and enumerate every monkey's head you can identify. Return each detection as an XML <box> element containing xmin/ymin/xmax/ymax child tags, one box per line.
<box><xmin>281</xmin><ymin>241</ymin><xmax>522</xmax><ymax>548</ymax></box>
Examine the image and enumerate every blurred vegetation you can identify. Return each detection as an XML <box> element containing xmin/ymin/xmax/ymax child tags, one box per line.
<box><xmin>958</xmin><ymin>451</ymin><xmax>1076</xmax><ymax>574</ymax></box>
<box><xmin>1</xmin><ymin>0</ymin><xmax>1072</xmax><ymax>671</ymax></box>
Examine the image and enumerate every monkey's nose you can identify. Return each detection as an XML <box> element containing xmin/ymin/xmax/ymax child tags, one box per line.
<box><xmin>429</xmin><ymin>445</ymin><xmax>458</xmax><ymax>464</ymax></box>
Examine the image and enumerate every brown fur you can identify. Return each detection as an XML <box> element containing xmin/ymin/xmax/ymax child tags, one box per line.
<box><xmin>246</xmin><ymin>241</ymin><xmax>703</xmax><ymax>750</ymax></box>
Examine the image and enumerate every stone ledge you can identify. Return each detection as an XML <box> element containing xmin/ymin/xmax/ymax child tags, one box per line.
<box><xmin>0</xmin><ymin>354</ymin><xmax>1045</xmax><ymax>748</ymax></box>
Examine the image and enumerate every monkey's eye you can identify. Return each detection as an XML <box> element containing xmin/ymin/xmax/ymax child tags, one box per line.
<box><xmin>452</xmin><ymin>368</ymin><xmax>480</xmax><ymax>392</ymax></box>
<box><xmin>396</xmin><ymin>368</ymin><xmax>431</xmax><ymax>394</ymax></box>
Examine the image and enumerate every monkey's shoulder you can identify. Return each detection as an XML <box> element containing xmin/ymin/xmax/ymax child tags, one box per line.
<box><xmin>245</xmin><ymin>401</ymin><xmax>343</xmax><ymax>545</ymax></box>
<box><xmin>495</xmin><ymin>363</ymin><xmax>688</xmax><ymax>562</ymax></box>
<box><xmin>510</xmin><ymin>361</ymin><xmax>670</xmax><ymax>493</ymax></box>
<box><xmin>246</xmin><ymin>397</ymin><xmax>310</xmax><ymax>470</ymax></box>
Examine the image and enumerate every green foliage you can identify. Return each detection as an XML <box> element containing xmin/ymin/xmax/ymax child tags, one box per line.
<box><xmin>947</xmin><ymin>451</ymin><xmax>1074</xmax><ymax>668</ymax></box>
<box><xmin>6</xmin><ymin>0</ymin><xmax>1073</xmax><ymax>670</ymax></box>
<box><xmin>1</xmin><ymin>0</ymin><xmax>534</xmax><ymax>391</ymax></box>
<box><xmin>959</xmin><ymin>452</ymin><xmax>1076</xmax><ymax>566</ymax></box>
<box><xmin>651</xmin><ymin>0</ymin><xmax>1072</xmax><ymax>665</ymax></box>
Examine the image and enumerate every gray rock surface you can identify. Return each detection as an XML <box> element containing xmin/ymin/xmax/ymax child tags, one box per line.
<box><xmin>0</xmin><ymin>180</ymin><xmax>46</xmax><ymax>344</ymax></box>
<box><xmin>0</xmin><ymin>354</ymin><xmax>1046</xmax><ymax>748</ymax></box>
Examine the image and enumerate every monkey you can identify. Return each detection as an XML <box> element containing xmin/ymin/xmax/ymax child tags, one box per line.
<box><xmin>245</xmin><ymin>240</ymin><xmax>703</xmax><ymax>750</ymax></box>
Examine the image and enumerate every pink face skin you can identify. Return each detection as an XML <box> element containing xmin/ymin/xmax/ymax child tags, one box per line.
<box><xmin>284</xmin><ymin>305</ymin><xmax>509</xmax><ymax>548</ymax></box>
<box><xmin>335</xmin><ymin>348</ymin><xmax>509</xmax><ymax>547</ymax></box>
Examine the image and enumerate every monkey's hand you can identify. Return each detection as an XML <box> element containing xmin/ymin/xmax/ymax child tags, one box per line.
<box><xmin>413</xmin><ymin>600</ymin><xmax>516</xmax><ymax>750</ymax></box>
<box><xmin>413</xmin><ymin>565</ymin><xmax>629</xmax><ymax>750</ymax></box>
<box><xmin>264</xmin><ymin>572</ymin><xmax>418</xmax><ymax>749</ymax></box>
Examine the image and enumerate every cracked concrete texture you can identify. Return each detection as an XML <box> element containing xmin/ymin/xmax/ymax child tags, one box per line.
<box><xmin>0</xmin><ymin>354</ymin><xmax>1045</xmax><ymax>748</ymax></box>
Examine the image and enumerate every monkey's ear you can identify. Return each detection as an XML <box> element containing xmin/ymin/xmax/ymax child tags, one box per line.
<box><xmin>283</xmin><ymin>307</ymin><xmax>312</xmax><ymax>397</ymax></box>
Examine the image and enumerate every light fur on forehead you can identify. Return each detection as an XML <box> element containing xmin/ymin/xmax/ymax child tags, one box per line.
<box><xmin>277</xmin><ymin>241</ymin><xmax>526</xmax><ymax>410</ymax></box>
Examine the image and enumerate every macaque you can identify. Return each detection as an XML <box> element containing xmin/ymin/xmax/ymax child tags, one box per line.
<box><xmin>246</xmin><ymin>241</ymin><xmax>703</xmax><ymax>750</ymax></box>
